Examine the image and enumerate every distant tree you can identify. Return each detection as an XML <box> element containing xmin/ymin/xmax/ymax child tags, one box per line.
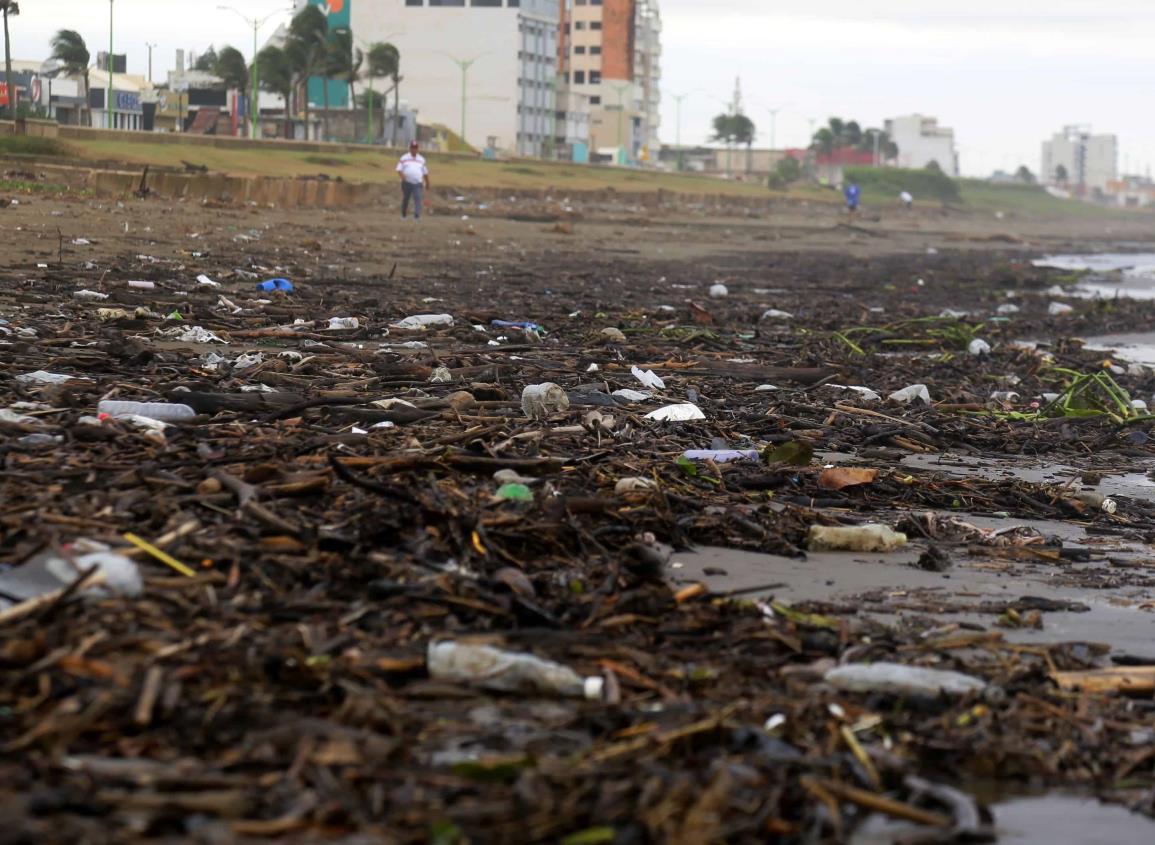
<box><xmin>286</xmin><ymin>5</ymin><xmax>328</xmax><ymax>139</ymax></box>
<box><xmin>711</xmin><ymin>112</ymin><xmax>756</xmax><ymax>175</ymax></box>
<box><xmin>0</xmin><ymin>1</ymin><xmax>18</xmax><ymax>119</ymax></box>
<box><xmin>214</xmin><ymin>46</ymin><xmax>248</xmax><ymax>93</ymax></box>
<box><xmin>1055</xmin><ymin>164</ymin><xmax>1069</xmax><ymax>183</ymax></box>
<box><xmin>327</xmin><ymin>29</ymin><xmax>362</xmax><ymax>140</ymax></box>
<box><xmin>194</xmin><ymin>47</ymin><xmax>218</xmax><ymax>73</ymax></box>
<box><xmin>49</xmin><ymin>29</ymin><xmax>90</xmax><ymax>126</ymax></box>
<box><xmin>257</xmin><ymin>45</ymin><xmax>294</xmax><ymax>138</ymax></box>
<box><xmin>365</xmin><ymin>41</ymin><xmax>400</xmax><ymax>143</ymax></box>
<box><xmin>810</xmin><ymin>118</ymin><xmax>899</xmax><ymax>162</ymax></box>
<box><xmin>925</xmin><ymin>160</ymin><xmax>944</xmax><ymax>175</ymax></box>
<box><xmin>811</xmin><ymin>126</ymin><xmax>835</xmax><ymax>155</ymax></box>
<box><xmin>768</xmin><ymin>155</ymin><xmax>802</xmax><ymax>189</ymax></box>
<box><xmin>1016</xmin><ymin>165</ymin><xmax>1036</xmax><ymax>184</ymax></box>
<box><xmin>861</xmin><ymin>127</ymin><xmax>899</xmax><ymax>160</ymax></box>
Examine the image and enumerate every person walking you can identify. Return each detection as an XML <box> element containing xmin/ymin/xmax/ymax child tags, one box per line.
<box><xmin>397</xmin><ymin>141</ymin><xmax>430</xmax><ymax>220</ymax></box>
<box><xmin>844</xmin><ymin>182</ymin><xmax>861</xmax><ymax>216</ymax></box>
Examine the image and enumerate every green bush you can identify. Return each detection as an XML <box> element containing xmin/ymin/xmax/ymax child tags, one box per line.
<box><xmin>843</xmin><ymin>165</ymin><xmax>960</xmax><ymax>203</ymax></box>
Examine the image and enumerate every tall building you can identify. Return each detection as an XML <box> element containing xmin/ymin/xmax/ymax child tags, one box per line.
<box><xmin>884</xmin><ymin>115</ymin><xmax>959</xmax><ymax>176</ymax></box>
<box><xmin>1042</xmin><ymin>126</ymin><xmax>1118</xmax><ymax>195</ymax></box>
<box><xmin>350</xmin><ymin>0</ymin><xmax>561</xmax><ymax>157</ymax></box>
<box><xmin>559</xmin><ymin>0</ymin><xmax>661</xmax><ymax>163</ymax></box>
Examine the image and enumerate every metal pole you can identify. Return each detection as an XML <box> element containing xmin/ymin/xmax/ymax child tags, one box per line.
<box><xmin>673</xmin><ymin>93</ymin><xmax>686</xmax><ymax>171</ymax></box>
<box><xmin>367</xmin><ymin>83</ymin><xmax>373</xmax><ymax>144</ymax></box>
<box><xmin>108</xmin><ymin>0</ymin><xmax>114</xmax><ymax>129</ymax></box>
<box><xmin>460</xmin><ymin>62</ymin><xmax>466</xmax><ymax>143</ymax></box>
<box><xmin>250</xmin><ymin>19</ymin><xmax>258</xmax><ymax>139</ymax></box>
<box><xmin>769</xmin><ymin>108</ymin><xmax>778</xmax><ymax>151</ymax></box>
<box><xmin>146</xmin><ymin>43</ymin><xmax>156</xmax><ymax>84</ymax></box>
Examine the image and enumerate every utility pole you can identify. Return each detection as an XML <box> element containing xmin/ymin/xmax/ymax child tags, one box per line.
<box><xmin>671</xmin><ymin>92</ymin><xmax>688</xmax><ymax>171</ymax></box>
<box><xmin>145</xmin><ymin>42</ymin><xmax>156</xmax><ymax>84</ymax></box>
<box><xmin>218</xmin><ymin>6</ymin><xmax>285</xmax><ymax>140</ymax></box>
<box><xmin>768</xmin><ymin>108</ymin><xmax>779</xmax><ymax>151</ymax></box>
<box><xmin>107</xmin><ymin>0</ymin><xmax>114</xmax><ymax>129</ymax></box>
<box><xmin>611</xmin><ymin>81</ymin><xmax>630</xmax><ymax>165</ymax></box>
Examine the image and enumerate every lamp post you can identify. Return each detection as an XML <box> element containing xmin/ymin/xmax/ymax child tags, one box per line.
<box><xmin>218</xmin><ymin>5</ymin><xmax>286</xmax><ymax>140</ymax></box>
<box><xmin>145</xmin><ymin>42</ymin><xmax>156</xmax><ymax>84</ymax></box>
<box><xmin>440</xmin><ymin>52</ymin><xmax>486</xmax><ymax>147</ymax></box>
<box><xmin>670</xmin><ymin>92</ymin><xmax>688</xmax><ymax>171</ymax></box>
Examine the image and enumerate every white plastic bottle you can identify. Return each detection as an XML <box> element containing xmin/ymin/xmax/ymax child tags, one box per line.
<box><xmin>97</xmin><ymin>400</ymin><xmax>197</xmax><ymax>422</ymax></box>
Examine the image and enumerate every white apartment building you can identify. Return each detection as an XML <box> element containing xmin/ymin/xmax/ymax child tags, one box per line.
<box><xmin>884</xmin><ymin>114</ymin><xmax>959</xmax><ymax>177</ymax></box>
<box><xmin>351</xmin><ymin>0</ymin><xmax>560</xmax><ymax>157</ymax></box>
<box><xmin>1042</xmin><ymin>126</ymin><xmax>1118</xmax><ymax>194</ymax></box>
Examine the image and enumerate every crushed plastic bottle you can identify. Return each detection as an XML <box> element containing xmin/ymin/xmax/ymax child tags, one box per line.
<box><xmin>522</xmin><ymin>383</ymin><xmax>570</xmax><ymax>419</ymax></box>
<box><xmin>126</xmin><ymin>280</ymin><xmax>156</xmax><ymax>290</ymax></box>
<box><xmin>807</xmin><ymin>524</ymin><xmax>908</xmax><ymax>552</ymax></box>
<box><xmin>427</xmin><ymin>641</ymin><xmax>603</xmax><ymax>699</ymax></box>
<box><xmin>392</xmin><ymin>314</ymin><xmax>454</xmax><ymax>330</ymax></box>
<box><xmin>682</xmin><ymin>449</ymin><xmax>760</xmax><ymax>463</ymax></box>
<box><xmin>825</xmin><ymin>662</ymin><xmax>987</xmax><ymax>699</ymax></box>
<box><xmin>73</xmin><ymin>289</ymin><xmax>110</xmax><ymax>301</ymax></box>
<box><xmin>97</xmin><ymin>400</ymin><xmax>197</xmax><ymax>422</ymax></box>
<box><xmin>492</xmin><ymin>319</ymin><xmax>543</xmax><ymax>332</ymax></box>
<box><xmin>760</xmin><ymin>309</ymin><xmax>794</xmax><ymax>320</ymax></box>
<box><xmin>327</xmin><ymin>317</ymin><xmax>360</xmax><ymax>330</ymax></box>
<box><xmin>16</xmin><ymin>370</ymin><xmax>91</xmax><ymax>385</ymax></box>
<box><xmin>1049</xmin><ymin>302</ymin><xmax>1074</xmax><ymax>316</ymax></box>
<box><xmin>888</xmin><ymin>384</ymin><xmax>931</xmax><ymax>405</ymax></box>
<box><xmin>0</xmin><ymin>540</ymin><xmax>142</xmax><ymax>612</ymax></box>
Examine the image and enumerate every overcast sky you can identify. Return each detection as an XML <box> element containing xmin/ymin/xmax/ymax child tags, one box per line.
<box><xmin>11</xmin><ymin>0</ymin><xmax>1154</xmax><ymax>177</ymax></box>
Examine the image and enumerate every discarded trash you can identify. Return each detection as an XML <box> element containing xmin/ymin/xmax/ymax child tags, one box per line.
<box><xmin>427</xmin><ymin>641</ymin><xmax>603</xmax><ymax>699</ymax></box>
<box><xmin>0</xmin><ymin>540</ymin><xmax>142</xmax><ymax>618</ymax></box>
<box><xmin>682</xmin><ymin>449</ymin><xmax>760</xmax><ymax>463</ymax></box>
<box><xmin>1073</xmin><ymin>492</ymin><xmax>1118</xmax><ymax>515</ymax></box>
<box><xmin>429</xmin><ymin>367</ymin><xmax>454</xmax><ymax>384</ymax></box>
<box><xmin>97</xmin><ymin>401</ymin><xmax>197</xmax><ymax>422</ymax></box>
<box><xmin>818</xmin><ymin>467</ymin><xmax>879</xmax><ymax>491</ymax></box>
<box><xmin>494</xmin><ymin>483</ymin><xmax>534</xmax><ymax>503</ymax></box>
<box><xmin>392</xmin><ymin>314</ymin><xmax>454</xmax><ymax>330</ymax></box>
<box><xmin>127</xmin><ymin>280</ymin><xmax>156</xmax><ymax>290</ymax></box>
<box><xmin>327</xmin><ymin>317</ymin><xmax>360</xmax><ymax>330</ymax></box>
<box><xmin>612</xmin><ymin>389</ymin><xmax>651</xmax><ymax>403</ymax></box>
<box><xmin>827</xmin><ymin>385</ymin><xmax>882</xmax><ymax>402</ymax></box>
<box><xmin>645</xmin><ymin>403</ymin><xmax>705</xmax><ymax>422</ymax></box>
<box><xmin>888</xmin><ymin>384</ymin><xmax>931</xmax><ymax>405</ymax></box>
<box><xmin>16</xmin><ymin>370</ymin><xmax>90</xmax><ymax>386</ymax></box>
<box><xmin>760</xmin><ymin>309</ymin><xmax>794</xmax><ymax>320</ymax></box>
<box><xmin>807</xmin><ymin>524</ymin><xmax>908</xmax><ymax>552</ymax></box>
<box><xmin>825</xmin><ymin>663</ymin><xmax>987</xmax><ymax>699</ymax></box>
<box><xmin>522</xmin><ymin>383</ymin><xmax>570</xmax><ymax>419</ymax></box>
<box><xmin>709</xmin><ymin>283</ymin><xmax>729</xmax><ymax>298</ymax></box>
<box><xmin>1049</xmin><ymin>302</ymin><xmax>1075</xmax><ymax>316</ymax></box>
<box><xmin>600</xmin><ymin>327</ymin><xmax>627</xmax><ymax>343</ymax></box>
<box><xmin>73</xmin><ymin>289</ymin><xmax>109</xmax><ymax>301</ymax></box>
<box><xmin>997</xmin><ymin>304</ymin><xmax>1020</xmax><ymax>315</ymax></box>
<box><xmin>630</xmin><ymin>366</ymin><xmax>666</xmax><ymax>390</ymax></box>
<box><xmin>256</xmin><ymin>278</ymin><xmax>295</xmax><ymax>293</ymax></box>
<box><xmin>196</xmin><ymin>274</ymin><xmax>220</xmax><ymax>287</ymax></box>
<box><xmin>968</xmin><ymin>339</ymin><xmax>992</xmax><ymax>356</ymax></box>
<box><xmin>991</xmin><ymin>391</ymin><xmax>1021</xmax><ymax>403</ymax></box>
<box><xmin>614</xmin><ymin>477</ymin><xmax>658</xmax><ymax>496</ymax></box>
<box><xmin>168</xmin><ymin>326</ymin><xmax>226</xmax><ymax>344</ymax></box>
<box><xmin>492</xmin><ymin>319</ymin><xmax>543</xmax><ymax>332</ymax></box>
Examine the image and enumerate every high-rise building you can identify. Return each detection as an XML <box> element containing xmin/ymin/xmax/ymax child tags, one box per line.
<box><xmin>339</xmin><ymin>0</ymin><xmax>560</xmax><ymax>156</ymax></box>
<box><xmin>558</xmin><ymin>0</ymin><xmax>661</xmax><ymax>164</ymax></box>
<box><xmin>1042</xmin><ymin>126</ymin><xmax>1118</xmax><ymax>195</ymax></box>
<box><xmin>884</xmin><ymin>115</ymin><xmax>959</xmax><ymax>176</ymax></box>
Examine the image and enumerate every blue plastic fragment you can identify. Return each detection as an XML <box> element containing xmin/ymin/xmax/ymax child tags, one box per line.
<box><xmin>256</xmin><ymin>278</ymin><xmax>294</xmax><ymax>293</ymax></box>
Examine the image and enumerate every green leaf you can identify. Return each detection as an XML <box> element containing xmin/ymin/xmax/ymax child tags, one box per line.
<box><xmin>451</xmin><ymin>754</ymin><xmax>532</xmax><ymax>784</ymax></box>
<box><xmin>429</xmin><ymin>820</ymin><xmax>463</xmax><ymax>845</ymax></box>
<box><xmin>675</xmin><ymin>455</ymin><xmax>699</xmax><ymax>477</ymax></box>
<box><xmin>764</xmin><ymin>441</ymin><xmax>814</xmax><ymax>467</ymax></box>
<box><xmin>771</xmin><ymin>601</ymin><xmax>839</xmax><ymax>630</ymax></box>
<box><xmin>561</xmin><ymin>828</ymin><xmax>616</xmax><ymax>845</ymax></box>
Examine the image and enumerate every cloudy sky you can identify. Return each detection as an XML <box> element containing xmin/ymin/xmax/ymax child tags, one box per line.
<box><xmin>11</xmin><ymin>0</ymin><xmax>1154</xmax><ymax>176</ymax></box>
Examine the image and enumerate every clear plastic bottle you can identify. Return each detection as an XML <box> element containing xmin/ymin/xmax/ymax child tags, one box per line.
<box><xmin>97</xmin><ymin>400</ymin><xmax>197</xmax><ymax>422</ymax></box>
<box><xmin>427</xmin><ymin>641</ymin><xmax>603</xmax><ymax>699</ymax></box>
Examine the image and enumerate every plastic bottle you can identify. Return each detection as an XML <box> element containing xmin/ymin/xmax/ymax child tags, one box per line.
<box><xmin>807</xmin><ymin>524</ymin><xmax>908</xmax><ymax>552</ymax></box>
<box><xmin>825</xmin><ymin>662</ymin><xmax>987</xmax><ymax>699</ymax></box>
<box><xmin>427</xmin><ymin>641</ymin><xmax>603</xmax><ymax>699</ymax></box>
<box><xmin>97</xmin><ymin>400</ymin><xmax>197</xmax><ymax>422</ymax></box>
<box><xmin>127</xmin><ymin>280</ymin><xmax>156</xmax><ymax>290</ymax></box>
<box><xmin>492</xmin><ymin>319</ymin><xmax>543</xmax><ymax>332</ymax></box>
<box><xmin>521</xmin><ymin>383</ymin><xmax>570</xmax><ymax>419</ymax></box>
<box><xmin>327</xmin><ymin>317</ymin><xmax>360</xmax><ymax>330</ymax></box>
<box><xmin>393</xmin><ymin>314</ymin><xmax>454</xmax><ymax>330</ymax></box>
<box><xmin>256</xmin><ymin>278</ymin><xmax>295</xmax><ymax>293</ymax></box>
<box><xmin>682</xmin><ymin>449</ymin><xmax>760</xmax><ymax>463</ymax></box>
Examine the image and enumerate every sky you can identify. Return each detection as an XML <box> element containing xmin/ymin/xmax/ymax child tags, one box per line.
<box><xmin>10</xmin><ymin>0</ymin><xmax>1155</xmax><ymax>177</ymax></box>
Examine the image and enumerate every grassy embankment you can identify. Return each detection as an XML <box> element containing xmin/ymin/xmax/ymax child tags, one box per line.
<box><xmin>0</xmin><ymin>134</ymin><xmax>1140</xmax><ymax>219</ymax></box>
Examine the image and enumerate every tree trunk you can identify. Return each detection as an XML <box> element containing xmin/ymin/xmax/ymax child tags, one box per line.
<box><xmin>283</xmin><ymin>88</ymin><xmax>291</xmax><ymax>139</ymax></box>
<box><xmin>321</xmin><ymin>77</ymin><xmax>330</xmax><ymax>142</ymax></box>
<box><xmin>301</xmin><ymin>79</ymin><xmax>310</xmax><ymax>141</ymax></box>
<box><xmin>3</xmin><ymin>9</ymin><xmax>13</xmax><ymax>120</ymax></box>
<box><xmin>392</xmin><ymin>77</ymin><xmax>400</xmax><ymax>146</ymax></box>
<box><xmin>85</xmin><ymin>72</ymin><xmax>92</xmax><ymax>127</ymax></box>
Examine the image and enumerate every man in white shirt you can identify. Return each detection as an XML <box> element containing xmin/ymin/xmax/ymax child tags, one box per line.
<box><xmin>396</xmin><ymin>141</ymin><xmax>430</xmax><ymax>220</ymax></box>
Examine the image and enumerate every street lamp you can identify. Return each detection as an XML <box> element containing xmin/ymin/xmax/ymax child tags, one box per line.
<box><xmin>670</xmin><ymin>91</ymin><xmax>688</xmax><ymax>171</ymax></box>
<box><xmin>145</xmin><ymin>42</ymin><xmax>157</xmax><ymax>84</ymax></box>
<box><xmin>107</xmin><ymin>0</ymin><xmax>114</xmax><ymax>129</ymax></box>
<box><xmin>610</xmin><ymin>81</ymin><xmax>630</xmax><ymax>165</ymax></box>
<box><xmin>218</xmin><ymin>5</ymin><xmax>287</xmax><ymax>140</ymax></box>
<box><xmin>440</xmin><ymin>52</ymin><xmax>486</xmax><ymax>147</ymax></box>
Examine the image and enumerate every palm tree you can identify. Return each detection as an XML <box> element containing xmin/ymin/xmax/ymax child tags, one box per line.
<box><xmin>50</xmin><ymin>29</ymin><xmax>91</xmax><ymax>127</ymax></box>
<box><xmin>0</xmin><ymin>1</ymin><xmax>18</xmax><ymax>119</ymax></box>
<box><xmin>286</xmin><ymin>5</ymin><xmax>328</xmax><ymax>141</ymax></box>
<box><xmin>326</xmin><ymin>29</ymin><xmax>361</xmax><ymax>141</ymax></box>
<box><xmin>366</xmin><ymin>42</ymin><xmax>399</xmax><ymax>145</ymax></box>
<box><xmin>214</xmin><ymin>46</ymin><xmax>248</xmax><ymax>135</ymax></box>
<box><xmin>257</xmin><ymin>45</ymin><xmax>293</xmax><ymax>138</ymax></box>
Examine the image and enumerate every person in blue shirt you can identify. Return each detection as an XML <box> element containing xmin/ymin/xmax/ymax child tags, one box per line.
<box><xmin>844</xmin><ymin>182</ymin><xmax>861</xmax><ymax>215</ymax></box>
